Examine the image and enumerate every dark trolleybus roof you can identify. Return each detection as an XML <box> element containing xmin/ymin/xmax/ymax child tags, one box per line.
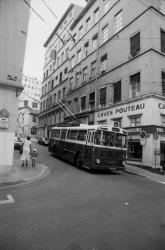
<box><xmin>51</xmin><ymin>124</ymin><xmax>127</xmax><ymax>134</ymax></box>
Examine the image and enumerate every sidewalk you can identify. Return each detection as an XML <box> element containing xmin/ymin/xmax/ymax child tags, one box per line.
<box><xmin>0</xmin><ymin>151</ymin><xmax>49</xmax><ymax>186</ymax></box>
<box><xmin>125</xmin><ymin>163</ymin><xmax>165</xmax><ymax>184</ymax></box>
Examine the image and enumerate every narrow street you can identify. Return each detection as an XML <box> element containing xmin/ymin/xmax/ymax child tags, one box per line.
<box><xmin>0</xmin><ymin>144</ymin><xmax>164</xmax><ymax>250</ymax></box>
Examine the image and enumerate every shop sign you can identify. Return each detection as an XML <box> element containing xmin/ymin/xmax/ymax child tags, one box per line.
<box><xmin>0</xmin><ymin>118</ymin><xmax>8</xmax><ymax>129</ymax></box>
<box><xmin>140</xmin><ymin>138</ymin><xmax>146</xmax><ymax>145</ymax></box>
<box><xmin>126</xmin><ymin>127</ymin><xmax>141</xmax><ymax>134</ymax></box>
<box><xmin>98</xmin><ymin>103</ymin><xmax>145</xmax><ymax>118</ymax></box>
<box><xmin>0</xmin><ymin>109</ymin><xmax>9</xmax><ymax>129</ymax></box>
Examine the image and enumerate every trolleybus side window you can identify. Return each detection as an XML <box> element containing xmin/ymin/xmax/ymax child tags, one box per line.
<box><xmin>61</xmin><ymin>129</ymin><xmax>67</xmax><ymax>140</ymax></box>
<box><xmin>87</xmin><ymin>130</ymin><xmax>94</xmax><ymax>144</ymax></box>
<box><xmin>77</xmin><ymin>130</ymin><xmax>87</xmax><ymax>141</ymax></box>
<box><xmin>52</xmin><ymin>129</ymin><xmax>60</xmax><ymax>138</ymax></box>
<box><xmin>67</xmin><ymin>129</ymin><xmax>78</xmax><ymax>140</ymax></box>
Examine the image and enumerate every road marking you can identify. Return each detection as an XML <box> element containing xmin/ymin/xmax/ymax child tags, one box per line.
<box><xmin>146</xmin><ymin>176</ymin><xmax>165</xmax><ymax>185</ymax></box>
<box><xmin>0</xmin><ymin>194</ymin><xmax>15</xmax><ymax>205</ymax></box>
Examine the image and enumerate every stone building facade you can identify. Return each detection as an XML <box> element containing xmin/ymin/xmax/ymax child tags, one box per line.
<box><xmin>39</xmin><ymin>0</ymin><xmax>165</xmax><ymax>169</ymax></box>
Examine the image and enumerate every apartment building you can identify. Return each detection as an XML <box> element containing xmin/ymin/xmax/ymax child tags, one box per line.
<box><xmin>38</xmin><ymin>4</ymin><xmax>83</xmax><ymax>138</ymax></box>
<box><xmin>0</xmin><ymin>0</ymin><xmax>30</xmax><ymax>173</ymax></box>
<box><xmin>39</xmin><ymin>0</ymin><xmax>165</xmax><ymax>170</ymax></box>
<box><xmin>21</xmin><ymin>75</ymin><xmax>41</xmax><ymax>101</ymax></box>
<box><xmin>17</xmin><ymin>94</ymin><xmax>40</xmax><ymax>138</ymax></box>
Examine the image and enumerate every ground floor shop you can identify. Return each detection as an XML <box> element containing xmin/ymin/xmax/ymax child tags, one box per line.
<box><xmin>95</xmin><ymin>94</ymin><xmax>165</xmax><ymax>170</ymax></box>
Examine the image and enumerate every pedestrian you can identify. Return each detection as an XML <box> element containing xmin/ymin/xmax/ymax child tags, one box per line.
<box><xmin>31</xmin><ymin>148</ymin><xmax>38</xmax><ymax>167</ymax></box>
<box><xmin>20</xmin><ymin>136</ymin><xmax>32</xmax><ymax>167</ymax></box>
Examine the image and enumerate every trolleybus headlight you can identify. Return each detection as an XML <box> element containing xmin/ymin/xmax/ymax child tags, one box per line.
<box><xmin>96</xmin><ymin>158</ymin><xmax>101</xmax><ymax>164</ymax></box>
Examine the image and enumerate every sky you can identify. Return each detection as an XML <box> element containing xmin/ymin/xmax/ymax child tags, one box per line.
<box><xmin>23</xmin><ymin>0</ymin><xmax>86</xmax><ymax>81</ymax></box>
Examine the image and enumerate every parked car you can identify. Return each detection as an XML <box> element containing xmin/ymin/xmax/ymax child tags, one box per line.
<box><xmin>38</xmin><ymin>137</ymin><xmax>49</xmax><ymax>146</ymax></box>
<box><xmin>14</xmin><ymin>137</ymin><xmax>23</xmax><ymax>150</ymax></box>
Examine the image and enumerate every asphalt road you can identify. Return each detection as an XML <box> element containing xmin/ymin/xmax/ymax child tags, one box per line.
<box><xmin>0</xmin><ymin>144</ymin><xmax>165</xmax><ymax>250</ymax></box>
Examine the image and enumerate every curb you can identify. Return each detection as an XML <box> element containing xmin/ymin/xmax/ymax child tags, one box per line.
<box><xmin>124</xmin><ymin>168</ymin><xmax>165</xmax><ymax>184</ymax></box>
<box><xmin>0</xmin><ymin>164</ymin><xmax>50</xmax><ymax>187</ymax></box>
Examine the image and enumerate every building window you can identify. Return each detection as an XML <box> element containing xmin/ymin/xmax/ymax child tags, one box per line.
<box><xmin>94</xmin><ymin>7</ymin><xmax>99</xmax><ymax>24</ymax></box>
<box><xmin>89</xmin><ymin>92</ymin><xmax>95</xmax><ymax>110</ymax></box>
<box><xmin>114</xmin><ymin>81</ymin><xmax>121</xmax><ymax>103</ymax></box>
<box><xmin>74</xmin><ymin>97</ymin><xmax>79</xmax><ymax>113</ymax></box>
<box><xmin>24</xmin><ymin>100</ymin><xmax>28</xmax><ymax>107</ymax></box>
<box><xmin>54</xmin><ymin>93</ymin><xmax>56</xmax><ymax>102</ymax></box>
<box><xmin>32</xmin><ymin>102</ymin><xmax>38</xmax><ymax>109</ymax></box>
<box><xmin>68</xmin><ymin>100</ymin><xmax>72</xmax><ymax>112</ymax></box>
<box><xmin>81</xmin><ymin>96</ymin><xmax>86</xmax><ymax>111</ymax></box>
<box><xmin>103</xmin><ymin>0</ymin><xmax>110</xmax><ymax>13</ymax></box>
<box><xmin>100</xmin><ymin>54</ymin><xmax>108</xmax><ymax>74</ymax></box>
<box><xmin>32</xmin><ymin>115</ymin><xmax>37</xmax><ymax>122</ymax></box>
<box><xmin>77</xmin><ymin>49</ymin><xmax>82</xmax><ymax>64</ymax></box>
<box><xmin>130</xmin><ymin>32</ymin><xmax>140</xmax><ymax>57</ymax></box>
<box><xmin>84</xmin><ymin>41</ymin><xmax>89</xmax><ymax>57</ymax></box>
<box><xmin>58</xmin><ymin>90</ymin><xmax>61</xmax><ymax>100</ymax></box>
<box><xmin>31</xmin><ymin>126</ymin><xmax>37</xmax><ymax>135</ymax></box>
<box><xmin>99</xmin><ymin>87</ymin><xmax>106</xmax><ymax>106</ymax></box>
<box><xmin>79</xmin><ymin>25</ymin><xmax>83</xmax><ymax>38</ymax></box>
<box><xmin>161</xmin><ymin>114</ymin><xmax>165</xmax><ymax>126</ymax></box>
<box><xmin>92</xmin><ymin>34</ymin><xmax>98</xmax><ymax>49</ymax></box>
<box><xmin>86</xmin><ymin>17</ymin><xmax>90</xmax><ymax>32</ymax></box>
<box><xmin>51</xmin><ymin>80</ymin><xmax>54</xmax><ymax>89</ymax></box>
<box><xmin>76</xmin><ymin>72</ymin><xmax>80</xmax><ymax>85</ymax></box>
<box><xmin>65</xmin><ymin>47</ymin><xmax>69</xmax><ymax>59</ymax></box>
<box><xmin>161</xmin><ymin>29</ymin><xmax>165</xmax><ymax>53</ymax></box>
<box><xmin>59</xmin><ymin>72</ymin><xmax>63</xmax><ymax>83</ymax></box>
<box><xmin>102</xmin><ymin>25</ymin><xmax>108</xmax><ymax>43</ymax></box>
<box><xmin>129</xmin><ymin>115</ymin><xmax>141</xmax><ymax>127</ymax></box>
<box><xmin>129</xmin><ymin>72</ymin><xmax>140</xmax><ymax>98</ymax></box>
<box><xmin>70</xmin><ymin>55</ymin><xmax>75</xmax><ymax>68</ymax></box>
<box><xmin>162</xmin><ymin>71</ymin><xmax>165</xmax><ymax>96</ymax></box>
<box><xmin>70</xmin><ymin>77</ymin><xmax>74</xmax><ymax>90</ymax></box>
<box><xmin>114</xmin><ymin>10</ymin><xmax>123</xmax><ymax>34</ymax></box>
<box><xmin>91</xmin><ymin>60</ymin><xmax>97</xmax><ymax>77</ymax></box>
<box><xmin>160</xmin><ymin>0</ymin><xmax>165</xmax><ymax>14</ymax></box>
<box><xmin>83</xmin><ymin>67</ymin><xmax>88</xmax><ymax>82</ymax></box>
<box><xmin>61</xmin><ymin>52</ymin><xmax>64</xmax><ymax>64</ymax></box>
<box><xmin>57</xmin><ymin>57</ymin><xmax>60</xmax><ymax>67</ymax></box>
<box><xmin>64</xmin><ymin>67</ymin><xmax>68</xmax><ymax>74</ymax></box>
<box><xmin>62</xmin><ymin>87</ymin><xmax>66</xmax><ymax>99</ymax></box>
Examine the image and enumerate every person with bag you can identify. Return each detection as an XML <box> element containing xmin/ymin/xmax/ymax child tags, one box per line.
<box><xmin>20</xmin><ymin>136</ymin><xmax>32</xmax><ymax>167</ymax></box>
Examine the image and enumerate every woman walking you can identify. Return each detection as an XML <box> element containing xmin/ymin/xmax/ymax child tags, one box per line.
<box><xmin>20</xmin><ymin>136</ymin><xmax>32</xmax><ymax>167</ymax></box>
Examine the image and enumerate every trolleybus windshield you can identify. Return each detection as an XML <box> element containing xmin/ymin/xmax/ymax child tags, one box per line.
<box><xmin>94</xmin><ymin>130</ymin><xmax>126</xmax><ymax>148</ymax></box>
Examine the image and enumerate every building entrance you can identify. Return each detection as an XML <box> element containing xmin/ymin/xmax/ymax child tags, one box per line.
<box><xmin>160</xmin><ymin>142</ymin><xmax>165</xmax><ymax>167</ymax></box>
<box><xmin>127</xmin><ymin>140</ymin><xmax>142</xmax><ymax>161</ymax></box>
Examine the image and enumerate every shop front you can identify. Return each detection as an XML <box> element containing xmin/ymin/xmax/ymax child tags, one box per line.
<box><xmin>95</xmin><ymin>94</ymin><xmax>165</xmax><ymax>170</ymax></box>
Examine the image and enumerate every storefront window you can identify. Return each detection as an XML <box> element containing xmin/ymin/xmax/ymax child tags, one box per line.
<box><xmin>127</xmin><ymin>140</ymin><xmax>142</xmax><ymax>160</ymax></box>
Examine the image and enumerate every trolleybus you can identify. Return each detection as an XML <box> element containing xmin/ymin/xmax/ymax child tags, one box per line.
<box><xmin>48</xmin><ymin>122</ymin><xmax>127</xmax><ymax>171</ymax></box>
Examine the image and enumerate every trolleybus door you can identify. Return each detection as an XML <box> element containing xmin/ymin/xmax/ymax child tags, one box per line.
<box><xmin>83</xmin><ymin>130</ymin><xmax>94</xmax><ymax>168</ymax></box>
